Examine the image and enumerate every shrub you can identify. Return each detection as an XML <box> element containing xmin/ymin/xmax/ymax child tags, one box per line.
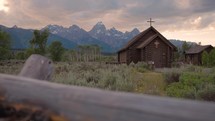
<box><xmin>184</xmin><ymin>65</ymin><xmax>203</xmax><ymax>73</ymax></box>
<box><xmin>166</xmin><ymin>83</ymin><xmax>196</xmax><ymax>99</ymax></box>
<box><xmin>165</xmin><ymin>71</ymin><xmax>181</xmax><ymax>84</ymax></box>
<box><xmin>179</xmin><ymin>72</ymin><xmax>205</xmax><ymax>90</ymax></box>
<box><xmin>135</xmin><ymin>62</ymin><xmax>149</xmax><ymax>73</ymax></box>
<box><xmin>52</xmin><ymin>62</ymin><xmax>137</xmax><ymax>92</ymax></box>
<box><xmin>159</xmin><ymin>68</ymin><xmax>183</xmax><ymax>84</ymax></box>
<box><xmin>197</xmin><ymin>85</ymin><xmax>215</xmax><ymax>101</ymax></box>
<box><xmin>15</xmin><ymin>52</ymin><xmax>26</xmax><ymax>60</ymax></box>
<box><xmin>166</xmin><ymin>69</ymin><xmax>215</xmax><ymax>101</ymax></box>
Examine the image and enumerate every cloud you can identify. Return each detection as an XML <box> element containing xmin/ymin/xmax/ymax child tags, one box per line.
<box><xmin>0</xmin><ymin>0</ymin><xmax>214</xmax><ymax>32</ymax></box>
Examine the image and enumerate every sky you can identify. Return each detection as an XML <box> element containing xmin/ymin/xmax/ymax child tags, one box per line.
<box><xmin>0</xmin><ymin>0</ymin><xmax>215</xmax><ymax>45</ymax></box>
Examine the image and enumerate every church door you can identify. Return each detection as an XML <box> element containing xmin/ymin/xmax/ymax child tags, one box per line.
<box><xmin>151</xmin><ymin>40</ymin><xmax>167</xmax><ymax>68</ymax></box>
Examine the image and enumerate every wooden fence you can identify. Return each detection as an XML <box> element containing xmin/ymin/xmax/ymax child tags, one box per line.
<box><xmin>0</xmin><ymin>54</ymin><xmax>215</xmax><ymax>121</ymax></box>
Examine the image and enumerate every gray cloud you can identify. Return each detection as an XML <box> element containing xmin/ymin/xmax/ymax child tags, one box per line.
<box><xmin>0</xmin><ymin>0</ymin><xmax>214</xmax><ymax>31</ymax></box>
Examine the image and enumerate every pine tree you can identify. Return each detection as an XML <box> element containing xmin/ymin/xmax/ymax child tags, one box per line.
<box><xmin>209</xmin><ymin>49</ymin><xmax>215</xmax><ymax>66</ymax></box>
<box><xmin>48</xmin><ymin>41</ymin><xmax>65</xmax><ymax>61</ymax></box>
<box><xmin>0</xmin><ymin>30</ymin><xmax>11</xmax><ymax>60</ymax></box>
<box><xmin>202</xmin><ymin>51</ymin><xmax>209</xmax><ymax>66</ymax></box>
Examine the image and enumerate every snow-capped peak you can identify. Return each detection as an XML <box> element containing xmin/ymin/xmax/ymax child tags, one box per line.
<box><xmin>44</xmin><ymin>24</ymin><xmax>65</xmax><ymax>34</ymax></box>
<box><xmin>89</xmin><ymin>22</ymin><xmax>107</xmax><ymax>36</ymax></box>
<box><xmin>130</xmin><ymin>28</ymin><xmax>140</xmax><ymax>35</ymax></box>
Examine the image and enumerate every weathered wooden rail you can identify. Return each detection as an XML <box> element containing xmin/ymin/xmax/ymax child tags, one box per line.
<box><xmin>0</xmin><ymin>55</ymin><xmax>215</xmax><ymax>121</ymax></box>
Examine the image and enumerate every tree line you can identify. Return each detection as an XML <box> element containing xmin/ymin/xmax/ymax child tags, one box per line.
<box><xmin>0</xmin><ymin>29</ymin><xmax>105</xmax><ymax>62</ymax></box>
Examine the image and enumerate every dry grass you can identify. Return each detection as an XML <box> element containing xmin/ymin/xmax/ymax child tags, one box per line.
<box><xmin>0</xmin><ymin>61</ymin><xmax>166</xmax><ymax>95</ymax></box>
<box><xmin>0</xmin><ymin>60</ymin><xmax>23</xmax><ymax>75</ymax></box>
<box><xmin>52</xmin><ymin>62</ymin><xmax>166</xmax><ymax>95</ymax></box>
<box><xmin>134</xmin><ymin>72</ymin><xmax>166</xmax><ymax>96</ymax></box>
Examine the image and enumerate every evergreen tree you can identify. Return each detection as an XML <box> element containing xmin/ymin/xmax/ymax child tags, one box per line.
<box><xmin>182</xmin><ymin>41</ymin><xmax>191</xmax><ymax>52</ymax></box>
<box><xmin>0</xmin><ymin>30</ymin><xmax>11</xmax><ymax>60</ymax></box>
<box><xmin>202</xmin><ymin>51</ymin><xmax>209</xmax><ymax>66</ymax></box>
<box><xmin>48</xmin><ymin>41</ymin><xmax>65</xmax><ymax>61</ymax></box>
<box><xmin>209</xmin><ymin>49</ymin><xmax>215</xmax><ymax>66</ymax></box>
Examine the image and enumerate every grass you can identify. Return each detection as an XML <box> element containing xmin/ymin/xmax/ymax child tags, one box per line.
<box><xmin>0</xmin><ymin>60</ymin><xmax>165</xmax><ymax>95</ymax></box>
<box><xmin>0</xmin><ymin>60</ymin><xmax>23</xmax><ymax>75</ymax></box>
<box><xmin>1</xmin><ymin>59</ymin><xmax>215</xmax><ymax>101</ymax></box>
<box><xmin>157</xmin><ymin>65</ymin><xmax>215</xmax><ymax>101</ymax></box>
<box><xmin>51</xmin><ymin>62</ymin><xmax>166</xmax><ymax>95</ymax></box>
<box><xmin>134</xmin><ymin>72</ymin><xmax>166</xmax><ymax>95</ymax></box>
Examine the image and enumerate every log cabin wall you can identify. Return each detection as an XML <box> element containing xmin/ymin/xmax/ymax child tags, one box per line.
<box><xmin>185</xmin><ymin>46</ymin><xmax>214</xmax><ymax>65</ymax></box>
<box><xmin>144</xmin><ymin>37</ymin><xmax>169</xmax><ymax>68</ymax></box>
<box><xmin>127</xmin><ymin>30</ymin><xmax>157</xmax><ymax>64</ymax></box>
<box><xmin>118</xmin><ymin>50</ymin><xmax>127</xmax><ymax>63</ymax></box>
<box><xmin>118</xmin><ymin>26</ymin><xmax>177</xmax><ymax>67</ymax></box>
<box><xmin>141</xmin><ymin>48</ymin><xmax>146</xmax><ymax>61</ymax></box>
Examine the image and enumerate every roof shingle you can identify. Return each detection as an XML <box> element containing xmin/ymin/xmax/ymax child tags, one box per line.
<box><xmin>185</xmin><ymin>45</ymin><xmax>213</xmax><ymax>54</ymax></box>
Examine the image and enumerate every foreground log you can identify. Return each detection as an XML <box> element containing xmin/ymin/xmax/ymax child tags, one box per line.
<box><xmin>19</xmin><ymin>54</ymin><xmax>53</xmax><ymax>80</ymax></box>
<box><xmin>0</xmin><ymin>74</ymin><xmax>215</xmax><ymax>121</ymax></box>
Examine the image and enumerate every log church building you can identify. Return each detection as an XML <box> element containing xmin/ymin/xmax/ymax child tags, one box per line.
<box><xmin>118</xmin><ymin>20</ymin><xmax>177</xmax><ymax>68</ymax></box>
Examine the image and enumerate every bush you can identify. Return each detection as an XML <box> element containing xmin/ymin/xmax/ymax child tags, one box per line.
<box><xmin>15</xmin><ymin>52</ymin><xmax>26</xmax><ymax>60</ymax></box>
<box><xmin>197</xmin><ymin>85</ymin><xmax>215</xmax><ymax>101</ymax></box>
<box><xmin>185</xmin><ymin>65</ymin><xmax>203</xmax><ymax>73</ymax></box>
<box><xmin>166</xmin><ymin>83</ymin><xmax>196</xmax><ymax>99</ymax></box>
<box><xmin>165</xmin><ymin>71</ymin><xmax>181</xmax><ymax>84</ymax></box>
<box><xmin>159</xmin><ymin>68</ymin><xmax>183</xmax><ymax>84</ymax></box>
<box><xmin>179</xmin><ymin>72</ymin><xmax>205</xmax><ymax>89</ymax></box>
<box><xmin>135</xmin><ymin>62</ymin><xmax>149</xmax><ymax>73</ymax></box>
<box><xmin>52</xmin><ymin>62</ymin><xmax>136</xmax><ymax>92</ymax></box>
<box><xmin>166</xmin><ymin>68</ymin><xmax>215</xmax><ymax>101</ymax></box>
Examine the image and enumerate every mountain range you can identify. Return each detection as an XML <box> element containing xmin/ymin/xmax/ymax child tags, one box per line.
<box><xmin>43</xmin><ymin>22</ymin><xmax>140</xmax><ymax>52</ymax></box>
<box><xmin>0</xmin><ymin>22</ymin><xmax>191</xmax><ymax>53</ymax></box>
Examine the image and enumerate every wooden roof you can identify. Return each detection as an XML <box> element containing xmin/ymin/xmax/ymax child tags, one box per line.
<box><xmin>136</xmin><ymin>34</ymin><xmax>158</xmax><ymax>49</ymax></box>
<box><xmin>121</xmin><ymin>27</ymin><xmax>153</xmax><ymax>50</ymax></box>
<box><xmin>185</xmin><ymin>45</ymin><xmax>213</xmax><ymax>54</ymax></box>
<box><xmin>118</xmin><ymin>26</ymin><xmax>177</xmax><ymax>52</ymax></box>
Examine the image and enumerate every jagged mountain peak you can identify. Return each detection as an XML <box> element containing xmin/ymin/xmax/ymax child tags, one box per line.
<box><xmin>12</xmin><ymin>25</ymin><xmax>18</xmax><ymax>29</ymax></box>
<box><xmin>41</xmin><ymin>22</ymin><xmax>141</xmax><ymax>52</ymax></box>
<box><xmin>110</xmin><ymin>27</ymin><xmax>116</xmax><ymax>30</ymax></box>
<box><xmin>96</xmin><ymin>21</ymin><xmax>104</xmax><ymax>26</ymax></box>
<box><xmin>109</xmin><ymin>27</ymin><xmax>119</xmax><ymax>32</ymax></box>
<box><xmin>131</xmin><ymin>28</ymin><xmax>140</xmax><ymax>33</ymax></box>
<box><xmin>130</xmin><ymin>28</ymin><xmax>140</xmax><ymax>35</ymax></box>
<box><xmin>90</xmin><ymin>22</ymin><xmax>107</xmax><ymax>32</ymax></box>
<box><xmin>46</xmin><ymin>24</ymin><xmax>63</xmax><ymax>29</ymax></box>
<box><xmin>69</xmin><ymin>25</ymin><xmax>81</xmax><ymax>31</ymax></box>
<box><xmin>44</xmin><ymin>24</ymin><xmax>65</xmax><ymax>34</ymax></box>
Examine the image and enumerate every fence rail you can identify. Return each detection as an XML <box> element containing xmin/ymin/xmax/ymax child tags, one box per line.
<box><xmin>0</xmin><ymin>54</ymin><xmax>215</xmax><ymax>121</ymax></box>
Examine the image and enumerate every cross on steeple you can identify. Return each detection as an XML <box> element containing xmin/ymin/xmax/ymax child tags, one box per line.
<box><xmin>147</xmin><ymin>18</ymin><xmax>155</xmax><ymax>27</ymax></box>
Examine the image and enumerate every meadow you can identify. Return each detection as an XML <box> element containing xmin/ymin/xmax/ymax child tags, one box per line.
<box><xmin>1</xmin><ymin>60</ymin><xmax>215</xmax><ymax>102</ymax></box>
